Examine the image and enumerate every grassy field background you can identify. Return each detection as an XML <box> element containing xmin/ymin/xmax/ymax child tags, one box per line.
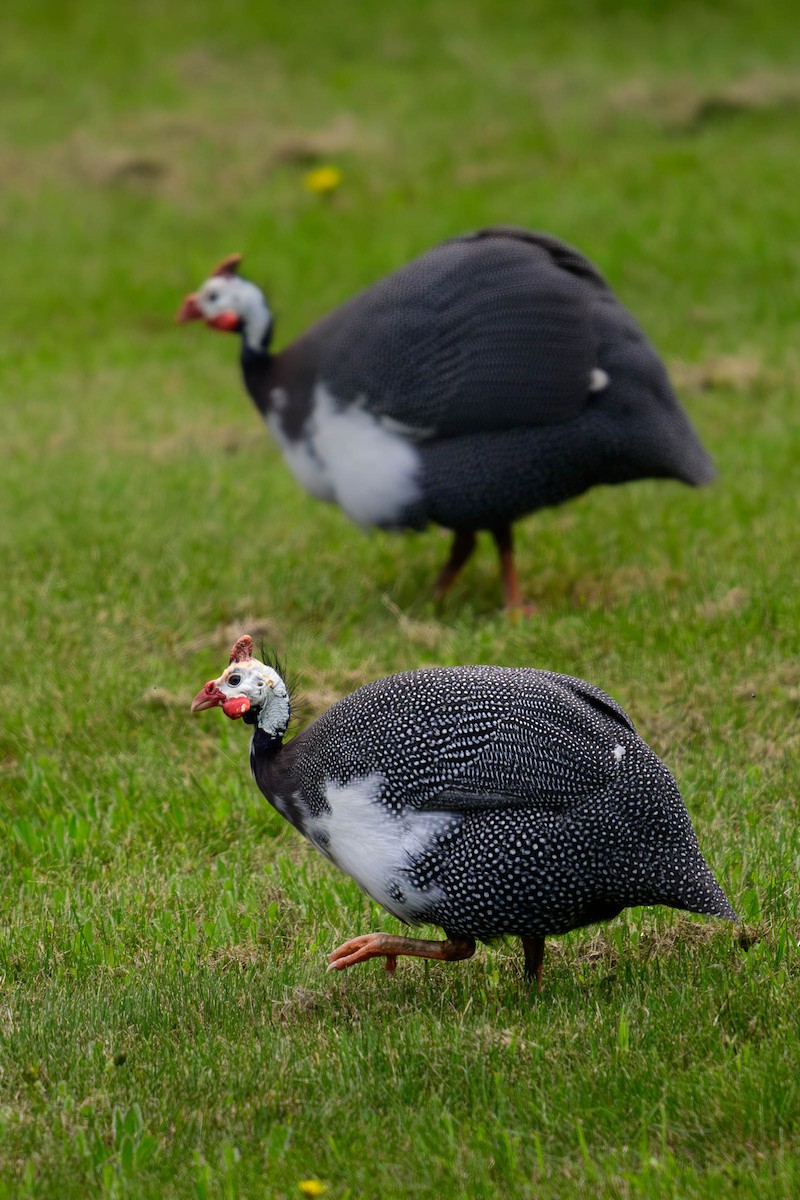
<box><xmin>1</xmin><ymin>1</ymin><xmax>799</xmax><ymax>1196</ymax></box>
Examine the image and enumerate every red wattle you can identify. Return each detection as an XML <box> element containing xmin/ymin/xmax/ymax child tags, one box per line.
<box><xmin>208</xmin><ymin>311</ymin><xmax>240</xmax><ymax>332</ymax></box>
<box><xmin>222</xmin><ymin>696</ymin><xmax>251</xmax><ymax>719</ymax></box>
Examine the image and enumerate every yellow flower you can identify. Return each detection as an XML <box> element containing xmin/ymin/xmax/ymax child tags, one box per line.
<box><xmin>298</xmin><ymin>1181</ymin><xmax>326</xmax><ymax>1197</ymax></box>
<box><xmin>303</xmin><ymin>165</ymin><xmax>342</xmax><ymax>196</ymax></box>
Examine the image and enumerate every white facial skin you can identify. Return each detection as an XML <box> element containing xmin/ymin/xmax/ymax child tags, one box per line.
<box><xmin>195</xmin><ymin>275</ymin><xmax>273</xmax><ymax>352</ymax></box>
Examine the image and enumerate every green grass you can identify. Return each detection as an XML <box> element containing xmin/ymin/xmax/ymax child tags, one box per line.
<box><xmin>2</xmin><ymin>0</ymin><xmax>799</xmax><ymax>1195</ymax></box>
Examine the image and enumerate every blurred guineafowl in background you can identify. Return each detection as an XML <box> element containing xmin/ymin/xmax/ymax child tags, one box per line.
<box><xmin>178</xmin><ymin>228</ymin><xmax>716</xmax><ymax>608</ymax></box>
<box><xmin>191</xmin><ymin>635</ymin><xmax>736</xmax><ymax>988</ymax></box>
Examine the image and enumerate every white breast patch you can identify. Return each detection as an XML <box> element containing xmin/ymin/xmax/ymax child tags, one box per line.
<box><xmin>266</xmin><ymin>384</ymin><xmax>423</xmax><ymax>527</ymax></box>
<box><xmin>266</xmin><ymin>392</ymin><xmax>335</xmax><ymax>503</ymax></box>
<box><xmin>306</xmin><ymin>773</ymin><xmax>453</xmax><ymax>923</ymax></box>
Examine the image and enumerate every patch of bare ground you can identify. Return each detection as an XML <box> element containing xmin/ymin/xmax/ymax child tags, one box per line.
<box><xmin>4</xmin><ymin>124</ymin><xmax>190</xmax><ymax>199</ymax></box>
<box><xmin>733</xmin><ymin>659</ymin><xmax>800</xmax><ymax>701</ymax></box>
<box><xmin>3</xmin><ymin>47</ymin><xmax>373</xmax><ymax>206</ymax></box>
<box><xmin>268</xmin><ymin>113</ymin><xmax>368</xmax><ymax>166</ymax></box>
<box><xmin>66</xmin><ymin>132</ymin><xmax>171</xmax><ymax>190</ymax></box>
<box><xmin>3</xmin><ymin>417</ymin><xmax>257</xmax><ymax>465</ymax></box>
<box><xmin>485</xmin><ymin>919</ymin><xmax>756</xmax><ymax>989</ymax></box>
<box><xmin>628</xmin><ymin>654</ymin><xmax>799</xmax><ymax>752</ymax></box>
<box><xmin>147</xmin><ymin>424</ymin><xmax>253</xmax><ymax>461</ymax></box>
<box><xmin>670</xmin><ymin>354</ymin><xmax>765</xmax><ymax>394</ymax></box>
<box><xmin>205</xmin><ymin>944</ymin><xmax>263</xmax><ymax>971</ymax></box>
<box><xmin>454</xmin><ymin>159</ymin><xmax>519</xmax><ymax>186</ymax></box>
<box><xmin>68</xmin><ymin>63</ymin><xmax>375</xmax><ymax>201</ymax></box>
<box><xmin>381</xmin><ymin>594</ymin><xmax>451</xmax><ymax>651</ymax></box>
<box><xmin>553</xmin><ymin>917</ymin><xmax>763</xmax><ymax>973</ymax></box>
<box><xmin>271</xmin><ymin>985</ymin><xmax>337</xmax><ymax>1026</ymax></box>
<box><xmin>611</xmin><ymin>69</ymin><xmax>800</xmax><ymax>131</ymax></box>
<box><xmin>483</xmin><ymin>1027</ymin><xmax>543</xmax><ymax>1053</ymax></box>
<box><xmin>181</xmin><ymin>616</ymin><xmax>282</xmax><ymax>658</ymax></box>
<box><xmin>271</xmin><ymin>981</ymin><xmax>385</xmax><ymax>1029</ymax></box>
<box><xmin>173</xmin><ymin>46</ymin><xmax>282</xmax><ymax>91</ymax></box>
<box><xmin>298</xmin><ymin>664</ymin><xmax>381</xmax><ymax>720</ymax></box>
<box><xmin>697</xmin><ymin>586</ymin><xmax>750</xmax><ymax>622</ymax></box>
<box><xmin>730</xmin><ymin>661</ymin><xmax>800</xmax><ymax>763</ymax></box>
<box><xmin>569</xmin><ymin>564</ymin><xmax>687</xmax><ymax>610</ymax></box>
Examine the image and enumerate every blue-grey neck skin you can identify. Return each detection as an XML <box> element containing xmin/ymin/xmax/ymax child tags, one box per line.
<box><xmin>225</xmin><ymin>277</ymin><xmax>273</xmax><ymax>354</ymax></box>
<box><xmin>248</xmin><ymin>690</ymin><xmax>290</xmax><ymax>784</ymax></box>
<box><xmin>243</xmin><ymin>307</ymin><xmax>273</xmax><ymax>355</ymax></box>
<box><xmin>257</xmin><ymin>681</ymin><xmax>290</xmax><ymax>741</ymax></box>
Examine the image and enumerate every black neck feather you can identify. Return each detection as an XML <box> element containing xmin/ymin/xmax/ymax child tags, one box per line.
<box><xmin>241</xmin><ymin>343</ymin><xmax>273</xmax><ymax>408</ymax></box>
<box><xmin>250</xmin><ymin>723</ymin><xmax>284</xmax><ymax>757</ymax></box>
<box><xmin>241</xmin><ymin>331</ymin><xmax>273</xmax><ymax>362</ymax></box>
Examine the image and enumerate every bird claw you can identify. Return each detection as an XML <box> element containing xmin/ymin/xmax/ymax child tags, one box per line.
<box><xmin>327</xmin><ymin>933</ymin><xmax>396</xmax><ymax>973</ymax></box>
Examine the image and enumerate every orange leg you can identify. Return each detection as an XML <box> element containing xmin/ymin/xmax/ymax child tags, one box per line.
<box><xmin>433</xmin><ymin>530</ymin><xmax>477</xmax><ymax>601</ymax></box>
<box><xmin>520</xmin><ymin>934</ymin><xmax>545</xmax><ymax>993</ymax></box>
<box><xmin>491</xmin><ymin>524</ymin><xmax>522</xmax><ymax>612</ymax></box>
<box><xmin>328</xmin><ymin>932</ymin><xmax>476</xmax><ymax>975</ymax></box>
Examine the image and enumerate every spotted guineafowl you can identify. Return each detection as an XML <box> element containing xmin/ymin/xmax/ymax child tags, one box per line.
<box><xmin>177</xmin><ymin>228</ymin><xmax>716</xmax><ymax>609</ymax></box>
<box><xmin>191</xmin><ymin>635</ymin><xmax>735</xmax><ymax>988</ymax></box>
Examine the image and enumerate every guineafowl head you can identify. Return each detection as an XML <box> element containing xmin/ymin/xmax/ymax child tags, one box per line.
<box><xmin>177</xmin><ymin>254</ymin><xmax>273</xmax><ymax>352</ymax></box>
<box><xmin>191</xmin><ymin>635</ymin><xmax>290</xmax><ymax>739</ymax></box>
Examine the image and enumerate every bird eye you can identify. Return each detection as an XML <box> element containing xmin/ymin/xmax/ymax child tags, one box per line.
<box><xmin>207</xmin><ymin>290</ymin><xmax>219</xmax><ymax>303</ymax></box>
<box><xmin>228</xmin><ymin>674</ymin><xmax>241</xmax><ymax>686</ymax></box>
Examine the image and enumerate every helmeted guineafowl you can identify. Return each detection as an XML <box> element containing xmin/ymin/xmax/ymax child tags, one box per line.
<box><xmin>177</xmin><ymin>228</ymin><xmax>716</xmax><ymax>609</ymax></box>
<box><xmin>191</xmin><ymin>635</ymin><xmax>735</xmax><ymax>988</ymax></box>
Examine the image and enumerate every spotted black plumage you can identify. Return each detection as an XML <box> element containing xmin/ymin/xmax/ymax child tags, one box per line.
<box><xmin>179</xmin><ymin>228</ymin><xmax>716</xmax><ymax>608</ymax></box>
<box><xmin>192</xmin><ymin>641</ymin><xmax>736</xmax><ymax>986</ymax></box>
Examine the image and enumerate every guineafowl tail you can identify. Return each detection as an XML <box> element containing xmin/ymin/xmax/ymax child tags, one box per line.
<box><xmin>647</xmin><ymin>847</ymin><xmax>737</xmax><ymax>921</ymax></box>
<box><xmin>642</xmin><ymin>397</ymin><xmax>718</xmax><ymax>488</ymax></box>
<box><xmin>670</xmin><ymin>423</ymin><xmax>717</xmax><ymax>488</ymax></box>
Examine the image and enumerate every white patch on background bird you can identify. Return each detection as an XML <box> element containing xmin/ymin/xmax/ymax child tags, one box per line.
<box><xmin>307</xmin><ymin>774</ymin><xmax>453</xmax><ymax>922</ymax></box>
<box><xmin>265</xmin><ymin>412</ymin><xmax>336</xmax><ymax>503</ymax></box>
<box><xmin>613</xmin><ymin>744</ymin><xmax>626</xmax><ymax>763</ymax></box>
<box><xmin>589</xmin><ymin>367</ymin><xmax>610</xmax><ymax>393</ymax></box>
<box><xmin>267</xmin><ymin>386</ymin><xmax>422</xmax><ymax>526</ymax></box>
<box><xmin>313</xmin><ymin>386</ymin><xmax>423</xmax><ymax>526</ymax></box>
<box><xmin>379</xmin><ymin>414</ymin><xmax>437</xmax><ymax>442</ymax></box>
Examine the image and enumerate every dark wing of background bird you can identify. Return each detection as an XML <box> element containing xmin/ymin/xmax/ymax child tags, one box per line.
<box><xmin>276</xmin><ymin>230</ymin><xmax>611</xmax><ymax>436</ymax></box>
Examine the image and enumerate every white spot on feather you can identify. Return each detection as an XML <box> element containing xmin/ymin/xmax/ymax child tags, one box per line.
<box><xmin>613</xmin><ymin>744</ymin><xmax>626</xmax><ymax>763</ymax></box>
<box><xmin>307</xmin><ymin>774</ymin><xmax>454</xmax><ymax>922</ymax></box>
<box><xmin>589</xmin><ymin>367</ymin><xmax>610</xmax><ymax>393</ymax></box>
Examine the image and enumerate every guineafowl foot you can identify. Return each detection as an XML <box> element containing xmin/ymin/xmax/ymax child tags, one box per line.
<box><xmin>433</xmin><ymin>530</ymin><xmax>477</xmax><ymax>601</ymax></box>
<box><xmin>520</xmin><ymin>934</ymin><xmax>545</xmax><ymax>993</ymax></box>
<box><xmin>327</xmin><ymin>933</ymin><xmax>476</xmax><ymax>975</ymax></box>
